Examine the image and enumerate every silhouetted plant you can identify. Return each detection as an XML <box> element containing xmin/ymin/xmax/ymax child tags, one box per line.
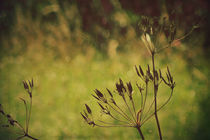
<box><xmin>0</xmin><ymin>79</ymin><xmax>38</xmax><ymax>140</ymax></box>
<box><xmin>81</xmin><ymin>16</ymin><xmax>197</xmax><ymax>139</ymax></box>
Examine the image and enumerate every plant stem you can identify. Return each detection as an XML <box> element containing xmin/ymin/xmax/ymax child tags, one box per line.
<box><xmin>140</xmin><ymin>82</ymin><xmax>148</xmax><ymax>121</ymax></box>
<box><xmin>123</xmin><ymin>98</ymin><xmax>136</xmax><ymax>122</ymax></box>
<box><xmin>25</xmin><ymin>134</ymin><xmax>38</xmax><ymax>140</ymax></box>
<box><xmin>27</xmin><ymin>97</ymin><xmax>32</xmax><ymax>133</ymax></box>
<box><xmin>136</xmin><ymin>126</ymin><xmax>145</xmax><ymax>140</ymax></box>
<box><xmin>152</xmin><ymin>53</ymin><xmax>162</xmax><ymax>140</ymax></box>
<box><xmin>108</xmin><ymin>103</ymin><xmax>135</xmax><ymax>123</ymax></box>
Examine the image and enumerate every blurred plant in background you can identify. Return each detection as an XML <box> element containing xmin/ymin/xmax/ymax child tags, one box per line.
<box><xmin>0</xmin><ymin>79</ymin><xmax>37</xmax><ymax>139</ymax></box>
<box><xmin>0</xmin><ymin>0</ymin><xmax>209</xmax><ymax>139</ymax></box>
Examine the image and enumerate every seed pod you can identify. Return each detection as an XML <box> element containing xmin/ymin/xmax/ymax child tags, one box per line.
<box><xmin>29</xmin><ymin>79</ymin><xmax>34</xmax><ymax>88</ymax></box>
<box><xmin>98</xmin><ymin>102</ymin><xmax>105</xmax><ymax>110</ymax></box>
<box><xmin>85</xmin><ymin>104</ymin><xmax>92</xmax><ymax>114</ymax></box>
<box><xmin>127</xmin><ymin>82</ymin><xmax>133</xmax><ymax>94</ymax></box>
<box><xmin>106</xmin><ymin>88</ymin><xmax>113</xmax><ymax>98</ymax></box>
<box><xmin>127</xmin><ymin>82</ymin><xmax>133</xmax><ymax>100</ymax></box>
<box><xmin>159</xmin><ymin>69</ymin><xmax>162</xmax><ymax>78</ymax></box>
<box><xmin>22</xmin><ymin>81</ymin><xmax>29</xmax><ymax>90</ymax></box>
<box><xmin>80</xmin><ymin>112</ymin><xmax>88</xmax><ymax>122</ymax></box>
<box><xmin>94</xmin><ymin>89</ymin><xmax>104</xmax><ymax>98</ymax></box>
<box><xmin>167</xmin><ymin>66</ymin><xmax>172</xmax><ymax>80</ymax></box>
<box><xmin>28</xmin><ymin>91</ymin><xmax>32</xmax><ymax>98</ymax></box>
<box><xmin>116</xmin><ymin>79</ymin><xmax>126</xmax><ymax>96</ymax></box>
<box><xmin>83</xmin><ymin>110</ymin><xmax>88</xmax><ymax>118</ymax></box>
<box><xmin>92</xmin><ymin>94</ymin><xmax>100</xmax><ymax>101</ymax></box>
<box><xmin>7</xmin><ymin>115</ymin><xmax>16</xmax><ymax>126</ymax></box>
<box><xmin>166</xmin><ymin>72</ymin><xmax>170</xmax><ymax>82</ymax></box>
<box><xmin>147</xmin><ymin>70</ymin><xmax>153</xmax><ymax>81</ymax></box>
<box><xmin>135</xmin><ymin>65</ymin><xmax>141</xmax><ymax>77</ymax></box>
<box><xmin>147</xmin><ymin>64</ymin><xmax>150</xmax><ymax>72</ymax></box>
<box><xmin>139</xmin><ymin>65</ymin><xmax>144</xmax><ymax>76</ymax></box>
<box><xmin>110</xmin><ymin>98</ymin><xmax>117</xmax><ymax>105</ymax></box>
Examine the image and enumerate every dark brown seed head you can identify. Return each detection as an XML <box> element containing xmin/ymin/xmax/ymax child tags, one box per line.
<box><xmin>136</xmin><ymin>83</ymin><xmax>144</xmax><ymax>93</ymax></box>
<box><xmin>159</xmin><ymin>69</ymin><xmax>162</xmax><ymax>78</ymax></box>
<box><xmin>139</xmin><ymin>65</ymin><xmax>144</xmax><ymax>76</ymax></box>
<box><xmin>167</xmin><ymin>66</ymin><xmax>172</xmax><ymax>79</ymax></box>
<box><xmin>83</xmin><ymin>110</ymin><xmax>88</xmax><ymax>118</ymax></box>
<box><xmin>135</xmin><ymin>65</ymin><xmax>141</xmax><ymax>77</ymax></box>
<box><xmin>166</xmin><ymin>72</ymin><xmax>170</xmax><ymax>82</ymax></box>
<box><xmin>116</xmin><ymin>80</ymin><xmax>126</xmax><ymax>96</ymax></box>
<box><xmin>23</xmin><ymin>81</ymin><xmax>29</xmax><ymax>90</ymax></box>
<box><xmin>92</xmin><ymin>94</ymin><xmax>100</xmax><ymax>101</ymax></box>
<box><xmin>94</xmin><ymin>89</ymin><xmax>104</xmax><ymax>98</ymax></box>
<box><xmin>80</xmin><ymin>112</ymin><xmax>88</xmax><ymax>122</ymax></box>
<box><xmin>106</xmin><ymin>88</ymin><xmax>113</xmax><ymax>98</ymax></box>
<box><xmin>29</xmin><ymin>79</ymin><xmax>34</xmax><ymax>88</ymax></box>
<box><xmin>85</xmin><ymin>104</ymin><xmax>92</xmax><ymax>114</ymax></box>
<box><xmin>127</xmin><ymin>82</ymin><xmax>133</xmax><ymax>98</ymax></box>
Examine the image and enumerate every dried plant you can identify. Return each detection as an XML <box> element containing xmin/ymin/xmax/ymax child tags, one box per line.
<box><xmin>81</xmin><ymin>16</ymin><xmax>197</xmax><ymax>139</ymax></box>
<box><xmin>0</xmin><ymin>79</ymin><xmax>38</xmax><ymax>140</ymax></box>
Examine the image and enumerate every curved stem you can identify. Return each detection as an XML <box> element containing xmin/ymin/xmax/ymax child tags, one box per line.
<box><xmin>136</xmin><ymin>126</ymin><xmax>145</xmax><ymax>140</ymax></box>
<box><xmin>25</xmin><ymin>134</ymin><xmax>38</xmax><ymax>140</ymax></box>
<box><xmin>157</xmin><ymin>89</ymin><xmax>173</xmax><ymax>112</ymax></box>
<box><xmin>15</xmin><ymin>122</ymin><xmax>25</xmax><ymax>132</ymax></box>
<box><xmin>142</xmin><ymin>98</ymin><xmax>155</xmax><ymax>122</ymax></box>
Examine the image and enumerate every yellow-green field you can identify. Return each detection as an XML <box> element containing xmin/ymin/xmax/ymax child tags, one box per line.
<box><xmin>0</xmin><ymin>1</ymin><xmax>209</xmax><ymax>140</ymax></box>
<box><xmin>0</xmin><ymin>45</ymin><xmax>204</xmax><ymax>139</ymax></box>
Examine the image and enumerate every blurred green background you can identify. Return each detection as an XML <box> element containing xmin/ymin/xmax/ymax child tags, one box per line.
<box><xmin>0</xmin><ymin>0</ymin><xmax>209</xmax><ymax>139</ymax></box>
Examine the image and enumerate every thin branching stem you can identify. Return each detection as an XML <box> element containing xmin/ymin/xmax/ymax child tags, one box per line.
<box><xmin>123</xmin><ymin>97</ymin><xmax>136</xmax><ymax>123</ymax></box>
<box><xmin>98</xmin><ymin>120</ymin><xmax>133</xmax><ymax>127</ymax></box>
<box><xmin>131</xmin><ymin>98</ymin><xmax>137</xmax><ymax>118</ymax></box>
<box><xmin>107</xmin><ymin>103</ymin><xmax>134</xmax><ymax>124</ymax></box>
<box><xmin>95</xmin><ymin>123</ymin><xmax>134</xmax><ymax>128</ymax></box>
<box><xmin>142</xmin><ymin>98</ymin><xmax>155</xmax><ymax>121</ymax></box>
<box><xmin>139</xmin><ymin>89</ymin><xmax>143</xmax><ymax>112</ymax></box>
<box><xmin>157</xmin><ymin>27</ymin><xmax>195</xmax><ymax>53</ymax></box>
<box><xmin>25</xmin><ymin>134</ymin><xmax>38</xmax><ymax>140</ymax></box>
<box><xmin>141</xmin><ymin>89</ymin><xmax>174</xmax><ymax>126</ymax></box>
<box><xmin>157</xmin><ymin>89</ymin><xmax>173</xmax><ymax>112</ymax></box>
<box><xmin>109</xmin><ymin>113</ymin><xmax>130</xmax><ymax>124</ymax></box>
<box><xmin>15</xmin><ymin>122</ymin><xmax>25</xmax><ymax>132</ymax></box>
<box><xmin>136</xmin><ymin>126</ymin><xmax>145</xmax><ymax>140</ymax></box>
<box><xmin>26</xmin><ymin>97</ymin><xmax>32</xmax><ymax>133</ymax></box>
<box><xmin>140</xmin><ymin>82</ymin><xmax>148</xmax><ymax>121</ymax></box>
<box><xmin>152</xmin><ymin>53</ymin><xmax>162</xmax><ymax>140</ymax></box>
